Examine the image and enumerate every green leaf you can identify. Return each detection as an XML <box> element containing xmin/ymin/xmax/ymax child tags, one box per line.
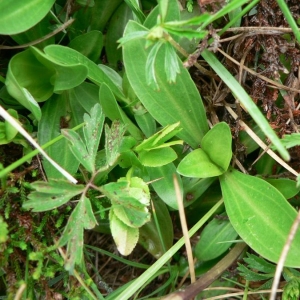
<box><xmin>106</xmin><ymin>2</ymin><xmax>133</xmax><ymax>68</ymax></box>
<box><xmin>44</xmin><ymin>45</ymin><xmax>125</xmax><ymax>101</ymax></box>
<box><xmin>264</xmin><ymin>178</ymin><xmax>300</xmax><ymax>199</ymax></box>
<box><xmin>83</xmin><ymin>103</ymin><xmax>105</xmax><ymax>166</ymax></box>
<box><xmin>201</xmin><ymin>49</ymin><xmax>289</xmax><ymax>161</ymax></box>
<box><xmin>58</xmin><ymin>196</ymin><xmax>97</xmax><ymax>272</ymax></box>
<box><xmin>109</xmin><ymin>209</ymin><xmax>139</xmax><ymax>256</ymax></box>
<box><xmin>23</xmin><ymin>180</ymin><xmax>84</xmax><ymax>212</ymax></box>
<box><xmin>62</xmin><ymin>129</ymin><xmax>94</xmax><ymax>173</ymax></box>
<box><xmin>0</xmin><ymin>0</ymin><xmax>56</xmax><ymax>35</ymax></box>
<box><xmin>146</xmin><ymin>163</ymin><xmax>182</xmax><ymax>210</ymax></box>
<box><xmin>12</xmin><ymin>13</ymin><xmax>55</xmax><ymax>49</ymax></box>
<box><xmin>100</xmin><ymin>177</ymin><xmax>151</xmax><ymax>228</ymax></box>
<box><xmin>139</xmin><ymin>147</ymin><xmax>177</xmax><ymax>167</ymax></box>
<box><xmin>139</xmin><ymin>197</ymin><xmax>174</xmax><ymax>258</ymax></box>
<box><xmin>275</xmin><ymin>133</ymin><xmax>300</xmax><ymax>149</ymax></box>
<box><xmin>123</xmin><ymin>20</ymin><xmax>209</xmax><ymax>148</ymax></box>
<box><xmin>3</xmin><ymin>109</ymin><xmax>18</xmax><ymax>142</ymax></box>
<box><xmin>177</xmin><ymin>148</ymin><xmax>223</xmax><ymax>178</ymax></box>
<box><xmin>201</xmin><ymin>122</ymin><xmax>232</xmax><ymax>171</ymax></box>
<box><xmin>99</xmin><ymin>83</ymin><xmax>143</xmax><ymax>141</ymax></box>
<box><xmin>195</xmin><ymin>214</ymin><xmax>238</xmax><ymax>261</ymax></box>
<box><xmin>220</xmin><ymin>168</ymin><xmax>300</xmax><ymax>267</ymax></box>
<box><xmin>38</xmin><ymin>93</ymin><xmax>80</xmax><ymax>179</ymax></box>
<box><xmin>0</xmin><ymin>216</ymin><xmax>8</xmax><ymax>243</ymax></box>
<box><xmin>158</xmin><ymin>0</ymin><xmax>180</xmax><ymax>22</ymax></box>
<box><xmin>242</xmin><ymin>253</ymin><xmax>276</xmax><ymax>274</ymax></box>
<box><xmin>135</xmin><ymin>122</ymin><xmax>182</xmax><ymax>152</ymax></box>
<box><xmin>105</xmin><ymin>121</ymin><xmax>127</xmax><ymax>167</ymax></box>
<box><xmin>69</xmin><ymin>31</ymin><xmax>103</xmax><ymax>63</ymax></box>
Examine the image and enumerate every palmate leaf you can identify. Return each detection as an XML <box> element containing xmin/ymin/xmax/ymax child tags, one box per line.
<box><xmin>23</xmin><ymin>180</ymin><xmax>84</xmax><ymax>212</ymax></box>
<box><xmin>63</xmin><ymin>104</ymin><xmax>104</xmax><ymax>173</ymax></box>
<box><xmin>58</xmin><ymin>196</ymin><xmax>97</xmax><ymax>273</ymax></box>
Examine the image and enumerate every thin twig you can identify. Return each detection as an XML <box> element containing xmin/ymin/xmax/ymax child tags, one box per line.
<box><xmin>217</xmin><ymin>47</ymin><xmax>300</xmax><ymax>95</ymax></box>
<box><xmin>225</xmin><ymin>104</ymin><xmax>298</xmax><ymax>177</ymax></box>
<box><xmin>270</xmin><ymin>209</ymin><xmax>300</xmax><ymax>300</ymax></box>
<box><xmin>0</xmin><ymin>18</ymin><xmax>74</xmax><ymax>50</ymax></box>
<box><xmin>216</xmin><ymin>26</ymin><xmax>294</xmax><ymax>34</ymax></box>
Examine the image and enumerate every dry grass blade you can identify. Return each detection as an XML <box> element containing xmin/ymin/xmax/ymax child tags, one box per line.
<box><xmin>270</xmin><ymin>209</ymin><xmax>300</xmax><ymax>300</ymax></box>
<box><xmin>173</xmin><ymin>174</ymin><xmax>196</xmax><ymax>284</ymax></box>
<box><xmin>225</xmin><ymin>104</ymin><xmax>298</xmax><ymax>177</ymax></box>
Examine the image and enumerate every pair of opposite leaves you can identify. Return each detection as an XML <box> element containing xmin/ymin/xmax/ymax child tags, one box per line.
<box><xmin>177</xmin><ymin>122</ymin><xmax>231</xmax><ymax>178</ymax></box>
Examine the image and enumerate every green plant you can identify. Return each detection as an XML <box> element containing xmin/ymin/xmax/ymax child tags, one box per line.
<box><xmin>1</xmin><ymin>0</ymin><xmax>300</xmax><ymax>299</ymax></box>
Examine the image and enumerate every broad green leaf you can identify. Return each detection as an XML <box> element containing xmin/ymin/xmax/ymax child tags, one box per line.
<box><xmin>201</xmin><ymin>122</ymin><xmax>232</xmax><ymax>172</ymax></box>
<box><xmin>139</xmin><ymin>197</ymin><xmax>174</xmax><ymax>258</ymax></box>
<box><xmin>158</xmin><ymin>0</ymin><xmax>180</xmax><ymax>22</ymax></box>
<box><xmin>182</xmin><ymin>177</ymin><xmax>216</xmax><ymax>207</ymax></box>
<box><xmin>177</xmin><ymin>149</ymin><xmax>223</xmax><ymax>178</ymax></box>
<box><xmin>146</xmin><ymin>163</ymin><xmax>182</xmax><ymax>210</ymax></box>
<box><xmin>0</xmin><ymin>0</ymin><xmax>56</xmax><ymax>35</ymax></box>
<box><xmin>106</xmin><ymin>2</ymin><xmax>133</xmax><ymax>68</ymax></box>
<box><xmin>195</xmin><ymin>214</ymin><xmax>238</xmax><ymax>261</ymax></box>
<box><xmin>62</xmin><ymin>129</ymin><xmax>94</xmax><ymax>173</ymax></box>
<box><xmin>124</xmin><ymin>0</ymin><xmax>145</xmax><ymax>23</ymax></box>
<box><xmin>71</xmin><ymin>0</ymin><xmax>123</xmax><ymax>34</ymax></box>
<box><xmin>83</xmin><ymin>103</ymin><xmax>104</xmax><ymax>165</ymax></box>
<box><xmin>44</xmin><ymin>45</ymin><xmax>125</xmax><ymax>101</ymax></box>
<box><xmin>201</xmin><ymin>49</ymin><xmax>289</xmax><ymax>161</ymax></box>
<box><xmin>69</xmin><ymin>31</ymin><xmax>103</xmax><ymax>63</ymax></box>
<box><xmin>109</xmin><ymin>209</ymin><xmax>139</xmax><ymax>256</ymax></box>
<box><xmin>99</xmin><ymin>83</ymin><xmax>143</xmax><ymax>141</ymax></box>
<box><xmin>134</xmin><ymin>111</ymin><xmax>156</xmax><ymax>138</ymax></box>
<box><xmin>139</xmin><ymin>147</ymin><xmax>177</xmax><ymax>167</ymax></box>
<box><xmin>5</xmin><ymin>47</ymin><xmax>88</xmax><ymax>119</ymax></box>
<box><xmin>220</xmin><ymin>168</ymin><xmax>300</xmax><ymax>267</ymax></box>
<box><xmin>135</xmin><ymin>122</ymin><xmax>181</xmax><ymax>152</ymax></box>
<box><xmin>105</xmin><ymin>121</ymin><xmax>127</xmax><ymax>167</ymax></box>
<box><xmin>11</xmin><ymin>13</ymin><xmax>55</xmax><ymax>49</ymax></box>
<box><xmin>23</xmin><ymin>180</ymin><xmax>84</xmax><ymax>212</ymax></box>
<box><xmin>123</xmin><ymin>20</ymin><xmax>209</xmax><ymax>148</ymax></box>
<box><xmin>264</xmin><ymin>178</ymin><xmax>300</xmax><ymax>199</ymax></box>
<box><xmin>58</xmin><ymin>196</ymin><xmax>97</xmax><ymax>272</ymax></box>
<box><xmin>38</xmin><ymin>93</ymin><xmax>80</xmax><ymax>179</ymax></box>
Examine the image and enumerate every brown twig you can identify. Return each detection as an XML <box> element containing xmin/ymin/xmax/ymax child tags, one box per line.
<box><xmin>0</xmin><ymin>18</ymin><xmax>74</xmax><ymax>50</ymax></box>
<box><xmin>162</xmin><ymin>242</ymin><xmax>247</xmax><ymax>300</ymax></box>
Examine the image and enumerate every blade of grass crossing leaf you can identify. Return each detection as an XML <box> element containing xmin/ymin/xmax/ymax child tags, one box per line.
<box><xmin>116</xmin><ymin>199</ymin><xmax>223</xmax><ymax>299</ymax></box>
<box><xmin>0</xmin><ymin>106</ymin><xmax>77</xmax><ymax>183</ymax></box>
<box><xmin>201</xmin><ymin>50</ymin><xmax>289</xmax><ymax>161</ymax></box>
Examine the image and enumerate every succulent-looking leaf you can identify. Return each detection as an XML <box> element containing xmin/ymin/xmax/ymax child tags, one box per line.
<box><xmin>23</xmin><ymin>180</ymin><xmax>84</xmax><ymax>212</ymax></box>
<box><xmin>109</xmin><ymin>209</ymin><xmax>139</xmax><ymax>256</ymax></box>
<box><xmin>220</xmin><ymin>168</ymin><xmax>300</xmax><ymax>267</ymax></box>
